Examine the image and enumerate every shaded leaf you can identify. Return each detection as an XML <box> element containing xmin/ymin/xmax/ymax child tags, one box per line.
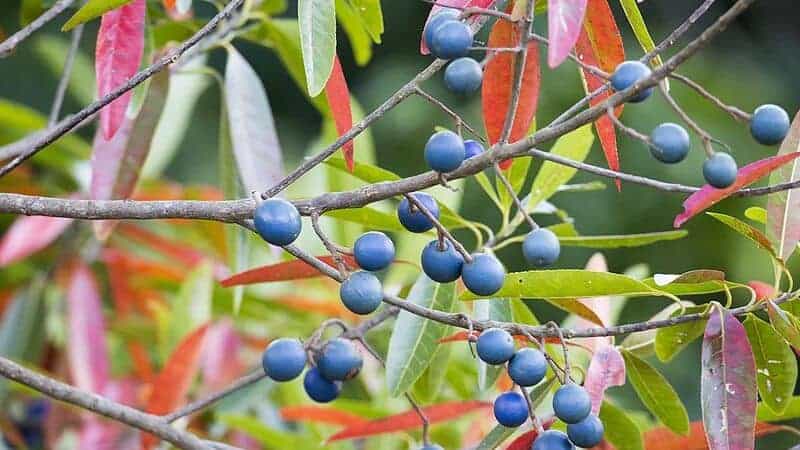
<box><xmin>324</xmin><ymin>156</ymin><xmax>400</xmax><ymax>183</ymax></box>
<box><xmin>600</xmin><ymin>400</ymin><xmax>644</xmax><ymax>450</ymax></box>
<box><xmin>742</xmin><ymin>314</ymin><xmax>796</xmax><ymax>414</ymax></box>
<box><xmin>325</xmin><ymin>207</ymin><xmax>405</xmax><ymax>232</ymax></box>
<box><xmin>66</xmin><ymin>262</ymin><xmax>110</xmax><ymax>394</ymax></box>
<box><xmin>0</xmin><ymin>281</ymin><xmax>46</xmax><ymax>401</ymax></box>
<box><xmin>621</xmin><ymin>301</ymin><xmax>694</xmax><ymax>357</ymax></box>
<box><xmin>475</xmin><ymin>424</ymin><xmax>515</xmax><ymax>450</ymax></box>
<box><xmin>324</xmin><ymin>55</ymin><xmax>355</xmax><ymax>170</ymax></box>
<box><xmin>622</xmin><ymin>349</ymin><xmax>690</xmax><ymax>435</ymax></box>
<box><xmin>585</xmin><ymin>345</ymin><xmax>626</xmax><ymax>414</ymax></box>
<box><xmin>547</xmin><ymin>0</ymin><xmax>588</xmax><ymax>67</ymax></box>
<box><xmin>298</xmin><ymin>0</ymin><xmax>336</xmax><ymax>96</ymax></box>
<box><xmin>280</xmin><ymin>406</ymin><xmax>368</xmax><ymax>426</ymax></box>
<box><xmin>767</xmin><ymin>111</ymin><xmax>800</xmax><ymax>260</ymax></box>
<box><xmin>526</xmin><ymin>124</ymin><xmax>594</xmax><ymax>210</ymax></box>
<box><xmin>0</xmin><ymin>214</ymin><xmax>73</xmax><ymax>266</ymax></box>
<box><xmin>220</xmin><ymin>255</ymin><xmax>357</xmax><ymax>286</ymax></box>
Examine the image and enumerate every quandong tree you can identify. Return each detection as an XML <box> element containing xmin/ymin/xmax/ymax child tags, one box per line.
<box><xmin>0</xmin><ymin>0</ymin><xmax>798</xmax><ymax>448</ymax></box>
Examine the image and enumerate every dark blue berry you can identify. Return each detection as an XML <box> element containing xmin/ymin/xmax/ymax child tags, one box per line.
<box><xmin>425</xmin><ymin>130</ymin><xmax>465</xmax><ymax>173</ymax></box>
<box><xmin>354</xmin><ymin>231</ymin><xmax>395</xmax><ymax>271</ymax></box>
<box><xmin>702</xmin><ymin>152</ymin><xmax>738</xmax><ymax>189</ymax></box>
<box><xmin>567</xmin><ymin>414</ymin><xmax>605</xmax><ymax>448</ymax></box>
<box><xmin>398</xmin><ymin>192</ymin><xmax>440</xmax><ymax>233</ymax></box>
<box><xmin>553</xmin><ymin>384</ymin><xmax>592</xmax><ymax>424</ymax></box>
<box><xmin>253</xmin><ymin>199</ymin><xmax>302</xmax><ymax>246</ymax></box>
<box><xmin>262</xmin><ymin>338</ymin><xmax>306</xmax><ymax>382</ymax></box>
<box><xmin>461</xmin><ymin>253</ymin><xmax>505</xmax><ymax>296</ymax></box>
<box><xmin>317</xmin><ymin>338</ymin><xmax>363</xmax><ymax>381</ymax></box>
<box><xmin>508</xmin><ymin>348</ymin><xmax>547</xmax><ymax>387</ymax></box>
<box><xmin>522</xmin><ymin>228</ymin><xmax>561</xmax><ymax>268</ymax></box>
<box><xmin>303</xmin><ymin>367</ymin><xmax>341</xmax><ymax>403</ymax></box>
<box><xmin>493</xmin><ymin>392</ymin><xmax>529</xmax><ymax>427</ymax></box>
<box><xmin>444</xmin><ymin>57</ymin><xmax>483</xmax><ymax>95</ymax></box>
<box><xmin>650</xmin><ymin>122</ymin><xmax>690</xmax><ymax>163</ymax></box>
<box><xmin>532</xmin><ymin>430</ymin><xmax>575</xmax><ymax>450</ymax></box>
<box><xmin>476</xmin><ymin>328</ymin><xmax>515</xmax><ymax>365</ymax></box>
<box><xmin>340</xmin><ymin>271</ymin><xmax>383</xmax><ymax>315</ymax></box>
<box><xmin>430</xmin><ymin>21</ymin><xmax>473</xmax><ymax>60</ymax></box>
<box><xmin>424</xmin><ymin>10</ymin><xmax>460</xmax><ymax>50</ymax></box>
<box><xmin>421</xmin><ymin>240</ymin><xmax>464</xmax><ymax>283</ymax></box>
<box><xmin>464</xmin><ymin>140</ymin><xmax>484</xmax><ymax>159</ymax></box>
<box><xmin>610</xmin><ymin>61</ymin><xmax>653</xmax><ymax>103</ymax></box>
<box><xmin>750</xmin><ymin>104</ymin><xmax>790</xmax><ymax>145</ymax></box>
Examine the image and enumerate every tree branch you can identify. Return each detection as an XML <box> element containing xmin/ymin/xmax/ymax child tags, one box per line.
<box><xmin>0</xmin><ymin>0</ymin><xmax>76</xmax><ymax>58</ymax></box>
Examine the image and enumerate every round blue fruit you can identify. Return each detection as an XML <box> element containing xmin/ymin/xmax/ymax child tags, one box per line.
<box><xmin>462</xmin><ymin>253</ymin><xmax>505</xmax><ymax>296</ymax></box>
<box><xmin>610</xmin><ymin>61</ymin><xmax>653</xmax><ymax>103</ymax></box>
<box><xmin>262</xmin><ymin>338</ymin><xmax>306</xmax><ymax>382</ymax></box>
<box><xmin>493</xmin><ymin>392</ymin><xmax>529</xmax><ymax>427</ymax></box>
<box><xmin>398</xmin><ymin>192</ymin><xmax>440</xmax><ymax>233</ymax></box>
<box><xmin>425</xmin><ymin>130</ymin><xmax>465</xmax><ymax>173</ymax></box>
<box><xmin>464</xmin><ymin>140</ymin><xmax>485</xmax><ymax>159</ymax></box>
<box><xmin>317</xmin><ymin>338</ymin><xmax>363</xmax><ymax>381</ymax></box>
<box><xmin>424</xmin><ymin>9</ymin><xmax>460</xmax><ymax>50</ymax></box>
<box><xmin>253</xmin><ymin>199</ymin><xmax>302</xmax><ymax>246</ymax></box>
<box><xmin>303</xmin><ymin>367</ymin><xmax>341</xmax><ymax>403</ymax></box>
<box><xmin>430</xmin><ymin>21</ymin><xmax>473</xmax><ymax>60</ymax></box>
<box><xmin>444</xmin><ymin>57</ymin><xmax>483</xmax><ymax>95</ymax></box>
<box><xmin>354</xmin><ymin>231</ymin><xmax>395</xmax><ymax>271</ymax></box>
<box><xmin>340</xmin><ymin>271</ymin><xmax>383</xmax><ymax>315</ymax></box>
<box><xmin>702</xmin><ymin>152</ymin><xmax>738</xmax><ymax>189</ymax></box>
<box><xmin>567</xmin><ymin>414</ymin><xmax>605</xmax><ymax>448</ymax></box>
<box><xmin>508</xmin><ymin>348</ymin><xmax>547</xmax><ymax>387</ymax></box>
<box><xmin>532</xmin><ymin>430</ymin><xmax>575</xmax><ymax>450</ymax></box>
<box><xmin>476</xmin><ymin>328</ymin><xmax>515</xmax><ymax>365</ymax></box>
<box><xmin>421</xmin><ymin>240</ymin><xmax>464</xmax><ymax>283</ymax></box>
<box><xmin>750</xmin><ymin>104</ymin><xmax>790</xmax><ymax>145</ymax></box>
<box><xmin>553</xmin><ymin>384</ymin><xmax>592</xmax><ymax>424</ymax></box>
<box><xmin>650</xmin><ymin>122</ymin><xmax>690</xmax><ymax>163</ymax></box>
<box><xmin>522</xmin><ymin>228</ymin><xmax>561</xmax><ymax>268</ymax></box>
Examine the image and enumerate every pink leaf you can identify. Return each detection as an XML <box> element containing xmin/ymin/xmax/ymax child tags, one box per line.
<box><xmin>95</xmin><ymin>0</ymin><xmax>146</xmax><ymax>140</ymax></box>
<box><xmin>701</xmin><ymin>306</ymin><xmax>757</xmax><ymax>450</ymax></box>
<box><xmin>67</xmin><ymin>261</ymin><xmax>110</xmax><ymax>395</ymax></box>
<box><xmin>420</xmin><ymin>0</ymin><xmax>494</xmax><ymax>54</ymax></box>
<box><xmin>547</xmin><ymin>0</ymin><xmax>589</xmax><ymax>68</ymax></box>
<box><xmin>0</xmin><ymin>214</ymin><xmax>73</xmax><ymax>266</ymax></box>
<box><xmin>584</xmin><ymin>345</ymin><xmax>625</xmax><ymax>414</ymax></box>
<box><xmin>767</xmin><ymin>111</ymin><xmax>800</xmax><ymax>259</ymax></box>
<box><xmin>79</xmin><ymin>379</ymin><xmax>139</xmax><ymax>450</ymax></box>
<box><xmin>571</xmin><ymin>253</ymin><xmax>614</xmax><ymax>352</ymax></box>
<box><xmin>674</xmin><ymin>152</ymin><xmax>800</xmax><ymax>228</ymax></box>
<box><xmin>201</xmin><ymin>319</ymin><xmax>244</xmax><ymax>392</ymax></box>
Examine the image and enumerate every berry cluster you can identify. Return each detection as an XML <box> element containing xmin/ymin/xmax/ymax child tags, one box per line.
<box><xmin>609</xmin><ymin>60</ymin><xmax>792</xmax><ymax>189</ymax></box>
<box><xmin>425</xmin><ymin>11</ymin><xmax>483</xmax><ymax>96</ymax></box>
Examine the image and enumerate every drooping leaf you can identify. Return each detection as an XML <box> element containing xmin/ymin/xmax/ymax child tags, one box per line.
<box><xmin>654</xmin><ymin>304</ymin><xmax>709</xmax><ymax>362</ymax></box>
<box><xmin>220</xmin><ymin>255</ymin><xmax>357</xmax><ymax>286</ymax></box>
<box><xmin>526</xmin><ymin>124</ymin><xmax>594</xmax><ymax>210</ymax></box>
<box><xmin>386</xmin><ymin>275</ymin><xmax>457</xmax><ymax>396</ymax></box>
<box><xmin>584</xmin><ymin>345</ymin><xmax>625</xmax><ymax>414</ymax></box>
<box><xmin>63</xmin><ymin>0</ymin><xmax>134</xmax><ymax>31</ymax></box>
<box><xmin>95</xmin><ymin>0</ymin><xmax>146</xmax><ymax>140</ymax></box>
<box><xmin>559</xmin><ymin>230</ymin><xmax>688</xmax><ymax>248</ymax></box>
<box><xmin>765</xmin><ymin>300</ymin><xmax>800</xmax><ymax>351</ymax></box>
<box><xmin>767</xmin><ymin>111</ymin><xmax>800</xmax><ymax>260</ymax></box>
<box><xmin>280</xmin><ymin>406</ymin><xmax>368</xmax><ymax>426</ymax></box>
<box><xmin>545</xmin><ymin>297</ymin><xmax>605</xmax><ymax>326</ymax></box>
<box><xmin>547</xmin><ymin>0</ymin><xmax>588</xmax><ymax>67</ymax></box>
<box><xmin>701</xmin><ymin>306</ymin><xmax>757</xmax><ymax>450</ymax></box>
<box><xmin>420</xmin><ymin>0</ymin><xmax>494</xmax><ymax>54</ymax></box>
<box><xmin>599</xmin><ymin>400</ymin><xmax>644</xmax><ymax>450</ymax></box>
<box><xmin>622</xmin><ymin>349</ymin><xmax>690</xmax><ymax>435</ymax></box>
<box><xmin>618</xmin><ymin>0</ymin><xmax>665</xmax><ymax>69</ymax></box>
<box><xmin>643</xmin><ymin>421</ymin><xmax>783</xmax><ymax>450</ymax></box>
<box><xmin>742</xmin><ymin>314</ymin><xmax>796</xmax><ymax>414</ymax></box>
<box><xmin>0</xmin><ymin>214</ymin><xmax>73</xmax><ymax>266</ymax></box>
<box><xmin>324</xmin><ymin>55</ymin><xmax>355</xmax><ymax>170</ymax></box>
<box><xmin>348</xmin><ymin>0</ymin><xmax>383</xmax><ymax>43</ymax></box>
<box><xmin>66</xmin><ymin>261</ymin><xmax>110</xmax><ymax>395</ymax></box>
<box><xmin>298</xmin><ymin>0</ymin><xmax>336</xmax><ymax>97</ymax></box>
<box><xmin>674</xmin><ymin>152</ymin><xmax>800</xmax><ymax>227</ymax></box>
<box><xmin>707</xmin><ymin>212</ymin><xmax>782</xmax><ymax>265</ymax></box>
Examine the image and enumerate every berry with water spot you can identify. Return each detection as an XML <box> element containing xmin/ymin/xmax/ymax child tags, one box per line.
<box><xmin>444</xmin><ymin>57</ymin><xmax>483</xmax><ymax>95</ymax></box>
<box><xmin>610</xmin><ymin>61</ymin><xmax>653</xmax><ymax>103</ymax></box>
<box><xmin>253</xmin><ymin>199</ymin><xmax>302</xmax><ymax>246</ymax></box>
<box><xmin>262</xmin><ymin>338</ymin><xmax>306</xmax><ymax>382</ymax></box>
<box><xmin>398</xmin><ymin>192</ymin><xmax>440</xmax><ymax>233</ymax></box>
<box><xmin>750</xmin><ymin>104</ymin><xmax>790</xmax><ymax>145</ymax></box>
<box><xmin>421</xmin><ymin>239</ymin><xmax>464</xmax><ymax>283</ymax></box>
<box><xmin>303</xmin><ymin>367</ymin><xmax>341</xmax><ymax>403</ymax></box>
<box><xmin>339</xmin><ymin>271</ymin><xmax>383</xmax><ymax>315</ymax></box>
<box><xmin>702</xmin><ymin>152</ymin><xmax>738</xmax><ymax>189</ymax></box>
<box><xmin>354</xmin><ymin>231</ymin><xmax>395</xmax><ymax>271</ymax></box>
<box><xmin>461</xmin><ymin>253</ymin><xmax>505</xmax><ymax>296</ymax></box>
<box><xmin>650</xmin><ymin>122</ymin><xmax>690</xmax><ymax>164</ymax></box>
<box><xmin>553</xmin><ymin>384</ymin><xmax>592</xmax><ymax>424</ymax></box>
<box><xmin>522</xmin><ymin>228</ymin><xmax>561</xmax><ymax>268</ymax></box>
<box><xmin>317</xmin><ymin>338</ymin><xmax>363</xmax><ymax>381</ymax></box>
<box><xmin>493</xmin><ymin>391</ymin><xmax>529</xmax><ymax>427</ymax></box>
<box><xmin>508</xmin><ymin>348</ymin><xmax>547</xmax><ymax>387</ymax></box>
<box><xmin>476</xmin><ymin>328</ymin><xmax>515</xmax><ymax>365</ymax></box>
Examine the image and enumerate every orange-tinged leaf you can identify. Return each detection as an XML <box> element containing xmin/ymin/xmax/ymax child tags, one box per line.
<box><xmin>675</xmin><ymin>152</ymin><xmax>800</xmax><ymax>228</ymax></box>
<box><xmin>280</xmin><ymin>406</ymin><xmax>368</xmax><ymax>426</ymax></box>
<box><xmin>163</xmin><ymin>0</ymin><xmax>176</xmax><ymax>9</ymax></box>
<box><xmin>220</xmin><ymin>255</ymin><xmax>357</xmax><ymax>287</ymax></box>
<box><xmin>327</xmin><ymin>400</ymin><xmax>490</xmax><ymax>442</ymax></box>
<box><xmin>644</xmin><ymin>421</ymin><xmax>782</xmax><ymax>450</ymax></box>
<box><xmin>325</xmin><ymin>56</ymin><xmax>354</xmax><ymax>171</ymax></box>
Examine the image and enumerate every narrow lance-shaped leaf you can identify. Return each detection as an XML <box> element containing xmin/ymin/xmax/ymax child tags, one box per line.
<box><xmin>622</xmin><ymin>349</ymin><xmax>690</xmax><ymax>435</ymax></box>
<box><xmin>767</xmin><ymin>111</ymin><xmax>800</xmax><ymax>259</ymax></box>
<box><xmin>324</xmin><ymin>55</ymin><xmax>355</xmax><ymax>170</ymax></box>
<box><xmin>95</xmin><ymin>0</ymin><xmax>146</xmax><ymax>140</ymax></box>
<box><xmin>0</xmin><ymin>214</ymin><xmax>73</xmax><ymax>266</ymax></box>
<box><xmin>618</xmin><ymin>0</ymin><xmax>666</xmax><ymax>72</ymax></box>
<box><xmin>547</xmin><ymin>0</ymin><xmax>588</xmax><ymax>67</ymax></box>
<box><xmin>280</xmin><ymin>406</ymin><xmax>368</xmax><ymax>426</ymax></box>
<box><xmin>63</xmin><ymin>0</ymin><xmax>134</xmax><ymax>31</ymax></box>
<box><xmin>220</xmin><ymin>255</ymin><xmax>358</xmax><ymax>287</ymax></box>
<box><xmin>584</xmin><ymin>345</ymin><xmax>625</xmax><ymax>413</ymax></box>
<box><xmin>701</xmin><ymin>306</ymin><xmax>757</xmax><ymax>450</ymax></box>
<box><xmin>742</xmin><ymin>314</ymin><xmax>796</xmax><ymax>415</ymax></box>
<box><xmin>707</xmin><ymin>212</ymin><xmax>783</xmax><ymax>266</ymax></box>
<box><xmin>765</xmin><ymin>300</ymin><xmax>800</xmax><ymax>351</ymax></box>
<box><xmin>66</xmin><ymin>261</ymin><xmax>110</xmax><ymax>394</ymax></box>
<box><xmin>298</xmin><ymin>0</ymin><xmax>336</xmax><ymax>97</ymax></box>
<box><xmin>599</xmin><ymin>400</ymin><xmax>644</xmax><ymax>450</ymax></box>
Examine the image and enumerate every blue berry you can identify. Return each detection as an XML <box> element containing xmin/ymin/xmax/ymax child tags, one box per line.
<box><xmin>421</xmin><ymin>240</ymin><xmax>464</xmax><ymax>283</ymax></box>
<box><xmin>464</xmin><ymin>140</ymin><xmax>484</xmax><ymax>159</ymax></box>
<box><xmin>425</xmin><ymin>130</ymin><xmax>465</xmax><ymax>173</ymax></box>
<box><xmin>303</xmin><ymin>367</ymin><xmax>341</xmax><ymax>403</ymax></box>
<box><xmin>522</xmin><ymin>228</ymin><xmax>561</xmax><ymax>268</ymax></box>
<box><xmin>750</xmin><ymin>104</ymin><xmax>790</xmax><ymax>145</ymax></box>
<box><xmin>444</xmin><ymin>57</ymin><xmax>483</xmax><ymax>95</ymax></box>
<box><xmin>508</xmin><ymin>348</ymin><xmax>547</xmax><ymax>387</ymax></box>
<box><xmin>567</xmin><ymin>414</ymin><xmax>604</xmax><ymax>448</ymax></box>
<box><xmin>610</xmin><ymin>61</ymin><xmax>653</xmax><ymax>103</ymax></box>
<box><xmin>493</xmin><ymin>392</ymin><xmax>529</xmax><ymax>427</ymax></box>
<box><xmin>354</xmin><ymin>231</ymin><xmax>395</xmax><ymax>271</ymax></box>
<box><xmin>398</xmin><ymin>192</ymin><xmax>440</xmax><ymax>233</ymax></box>
<box><xmin>430</xmin><ymin>21</ymin><xmax>473</xmax><ymax>60</ymax></box>
<box><xmin>420</xmin><ymin>445</ymin><xmax>443</xmax><ymax>450</ymax></box>
<box><xmin>461</xmin><ymin>253</ymin><xmax>505</xmax><ymax>296</ymax></box>
<box><xmin>262</xmin><ymin>338</ymin><xmax>306</xmax><ymax>382</ymax></box>
<box><xmin>253</xmin><ymin>199</ymin><xmax>302</xmax><ymax>246</ymax></box>
<box><xmin>340</xmin><ymin>271</ymin><xmax>383</xmax><ymax>315</ymax></box>
<box><xmin>476</xmin><ymin>328</ymin><xmax>515</xmax><ymax>365</ymax></box>
<box><xmin>553</xmin><ymin>384</ymin><xmax>592</xmax><ymax>424</ymax></box>
<box><xmin>532</xmin><ymin>430</ymin><xmax>575</xmax><ymax>450</ymax></box>
<box><xmin>424</xmin><ymin>9</ymin><xmax>460</xmax><ymax>50</ymax></box>
<box><xmin>702</xmin><ymin>152</ymin><xmax>738</xmax><ymax>189</ymax></box>
<box><xmin>317</xmin><ymin>338</ymin><xmax>363</xmax><ymax>381</ymax></box>
<box><xmin>650</xmin><ymin>122</ymin><xmax>690</xmax><ymax>164</ymax></box>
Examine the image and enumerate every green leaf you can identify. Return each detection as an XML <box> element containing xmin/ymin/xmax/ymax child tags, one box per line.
<box><xmin>510</xmin><ymin>298</ymin><xmax>539</xmax><ymax>325</ymax></box>
<box><xmin>745</xmin><ymin>206</ymin><xmax>767</xmax><ymax>225</ymax></box>
<box><xmin>475</xmin><ymin>299</ymin><xmax>512</xmax><ymax>390</ymax></box>
<box><xmin>335</xmin><ymin>0</ymin><xmax>372</xmax><ymax>65</ymax></box>
<box><xmin>412</xmin><ymin>344</ymin><xmax>453</xmax><ymax>403</ymax></box>
<box><xmin>385</xmin><ymin>275</ymin><xmax>457</xmax><ymax>396</ymax></box>
<box><xmin>324</xmin><ymin>207</ymin><xmax>405</xmax><ymax>232</ymax></box>
<box><xmin>642</xmin><ymin>270</ymin><xmax>743</xmax><ymax>296</ymax></box>
<box><xmin>475</xmin><ymin>425</ymin><xmax>515</xmax><ymax>450</ymax></box>
<box><xmin>474</xmin><ymin>172</ymin><xmax>504</xmax><ymax>212</ymax></box>
<box><xmin>528</xmin><ymin>375</ymin><xmax>557</xmax><ymax>407</ymax></box>
<box><xmin>498</xmin><ymin>156</ymin><xmax>532</xmax><ymax>213</ymax></box>
<box><xmin>20</xmin><ymin>0</ymin><xmax>44</xmax><ymax>26</ymax></box>
<box><xmin>259</xmin><ymin>0</ymin><xmax>288</xmax><ymax>15</ymax></box>
<box><xmin>348</xmin><ymin>0</ymin><xmax>383</xmax><ymax>43</ymax></box>
<box><xmin>162</xmin><ymin>262</ymin><xmax>213</xmax><ymax>360</ymax></box>
<box><xmin>461</xmin><ymin>270</ymin><xmax>662</xmax><ymax>301</ymax></box>
<box><xmin>707</xmin><ymin>212</ymin><xmax>784</xmax><ymax>266</ymax></box>
<box><xmin>620</xmin><ymin>301</ymin><xmax>694</xmax><ymax>357</ymax></box>
<box><xmin>598</xmin><ymin>401</ymin><xmax>644</xmax><ymax>450</ymax></box>
<box><xmin>0</xmin><ymin>280</ymin><xmax>46</xmax><ymax>402</ymax></box>
<box><xmin>654</xmin><ymin>304</ymin><xmax>709</xmax><ymax>362</ymax></box>
<box><xmin>757</xmin><ymin>396</ymin><xmax>800</xmax><ymax>421</ymax></box>
<box><xmin>63</xmin><ymin>0</ymin><xmax>133</xmax><ymax>31</ymax></box>
<box><xmin>559</xmin><ymin>230</ymin><xmax>688</xmax><ymax>248</ymax></box>
<box><xmin>743</xmin><ymin>314</ymin><xmax>797</xmax><ymax>414</ymax></box>
<box><xmin>219</xmin><ymin>414</ymin><xmax>322</xmax><ymax>449</ymax></box>
<box><xmin>618</xmin><ymin>0</ymin><xmax>666</xmax><ymax>78</ymax></box>
<box><xmin>324</xmin><ymin>156</ymin><xmax>400</xmax><ymax>183</ymax></box>
<box><xmin>766</xmin><ymin>301</ymin><xmax>800</xmax><ymax>351</ymax></box>
<box><xmin>622</xmin><ymin>350</ymin><xmax>690</xmax><ymax>435</ymax></box>
<box><xmin>298</xmin><ymin>0</ymin><xmax>336</xmax><ymax>97</ymax></box>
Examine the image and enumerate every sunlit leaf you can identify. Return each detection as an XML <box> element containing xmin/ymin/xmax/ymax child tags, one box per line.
<box><xmin>526</xmin><ymin>124</ymin><xmax>594</xmax><ymax>210</ymax></box>
<box><xmin>298</xmin><ymin>0</ymin><xmax>336</xmax><ymax>96</ymax></box>
<box><xmin>618</xmin><ymin>0</ymin><xmax>665</xmax><ymax>70</ymax></box>
<box><xmin>622</xmin><ymin>349</ymin><xmax>690</xmax><ymax>435</ymax></box>
<box><xmin>767</xmin><ymin>111</ymin><xmax>800</xmax><ymax>260</ymax></box>
<box><xmin>335</xmin><ymin>0</ymin><xmax>372</xmax><ymax>65</ymax></box>
<box><xmin>599</xmin><ymin>400</ymin><xmax>644</xmax><ymax>450</ymax></box>
<box><xmin>742</xmin><ymin>314</ymin><xmax>796</xmax><ymax>414</ymax></box>
<box><xmin>63</xmin><ymin>0</ymin><xmax>134</xmax><ymax>31</ymax></box>
<box><xmin>765</xmin><ymin>300</ymin><xmax>800</xmax><ymax>351</ymax></box>
<box><xmin>547</xmin><ymin>0</ymin><xmax>588</xmax><ymax>67</ymax></box>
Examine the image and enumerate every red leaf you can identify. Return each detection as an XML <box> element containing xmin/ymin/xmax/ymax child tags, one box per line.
<box><xmin>573</xmin><ymin>0</ymin><xmax>625</xmax><ymax>190</ymax></box>
<box><xmin>220</xmin><ymin>255</ymin><xmax>357</xmax><ymax>287</ymax></box>
<box><xmin>644</xmin><ymin>421</ymin><xmax>782</xmax><ymax>450</ymax></box>
<box><xmin>66</xmin><ymin>261</ymin><xmax>110</xmax><ymax>394</ymax></box>
<box><xmin>547</xmin><ymin>0</ymin><xmax>588</xmax><ymax>68</ymax></box>
<box><xmin>0</xmin><ymin>214</ymin><xmax>73</xmax><ymax>266</ymax></box>
<box><xmin>95</xmin><ymin>0</ymin><xmax>146</xmax><ymax>140</ymax></box>
<box><xmin>701</xmin><ymin>306</ymin><xmax>757</xmax><ymax>450</ymax></box>
<box><xmin>482</xmin><ymin>10</ymin><xmax>540</xmax><ymax>169</ymax></box>
<box><xmin>324</xmin><ymin>56</ymin><xmax>355</xmax><ymax>171</ymax></box>
<box><xmin>327</xmin><ymin>400</ymin><xmax>490</xmax><ymax>442</ymax></box>
<box><xmin>747</xmin><ymin>281</ymin><xmax>776</xmax><ymax>301</ymax></box>
<box><xmin>584</xmin><ymin>345</ymin><xmax>625</xmax><ymax>414</ymax></box>
<box><xmin>420</xmin><ymin>0</ymin><xmax>494</xmax><ymax>54</ymax></box>
<box><xmin>506</xmin><ymin>429</ymin><xmax>539</xmax><ymax>450</ymax></box>
<box><xmin>280</xmin><ymin>406</ymin><xmax>368</xmax><ymax>426</ymax></box>
<box><xmin>675</xmin><ymin>152</ymin><xmax>800</xmax><ymax>228</ymax></box>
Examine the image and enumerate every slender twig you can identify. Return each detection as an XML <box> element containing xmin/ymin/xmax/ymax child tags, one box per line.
<box><xmin>414</xmin><ymin>87</ymin><xmax>483</xmax><ymax>140</ymax></box>
<box><xmin>0</xmin><ymin>0</ymin><xmax>76</xmax><ymax>57</ymax></box>
<box><xmin>658</xmin><ymin>82</ymin><xmax>724</xmax><ymax>156</ymax></box>
<box><xmin>606</xmin><ymin>105</ymin><xmax>650</xmax><ymax>144</ymax></box>
<box><xmin>163</xmin><ymin>370</ymin><xmax>266</xmax><ymax>423</ymax></box>
<box><xmin>403</xmin><ymin>193</ymin><xmax>473</xmax><ymax>263</ymax></box>
<box><xmin>310</xmin><ymin>212</ymin><xmax>349</xmax><ymax>277</ymax></box>
<box><xmin>48</xmin><ymin>25</ymin><xmax>84</xmax><ymax>126</ymax></box>
<box><xmin>669</xmin><ymin>72</ymin><xmax>752</xmax><ymax>122</ymax></box>
<box><xmin>527</xmin><ymin>33</ymin><xmax>609</xmax><ymax>80</ymax></box>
